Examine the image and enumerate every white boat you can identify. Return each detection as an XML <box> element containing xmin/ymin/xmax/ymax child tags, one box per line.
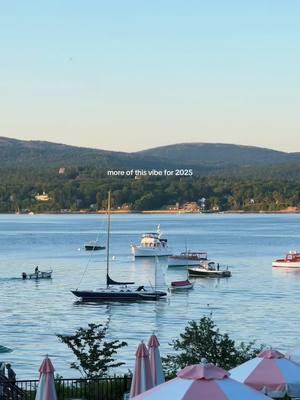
<box><xmin>272</xmin><ymin>251</ymin><xmax>300</xmax><ymax>268</ymax></box>
<box><xmin>168</xmin><ymin>251</ymin><xmax>208</xmax><ymax>267</ymax></box>
<box><xmin>131</xmin><ymin>226</ymin><xmax>172</xmax><ymax>257</ymax></box>
<box><xmin>188</xmin><ymin>260</ymin><xmax>231</xmax><ymax>278</ymax></box>
<box><xmin>22</xmin><ymin>270</ymin><xmax>52</xmax><ymax>280</ymax></box>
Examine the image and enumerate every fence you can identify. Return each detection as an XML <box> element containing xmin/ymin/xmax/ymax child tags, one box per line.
<box><xmin>1</xmin><ymin>375</ymin><xmax>132</xmax><ymax>400</ymax></box>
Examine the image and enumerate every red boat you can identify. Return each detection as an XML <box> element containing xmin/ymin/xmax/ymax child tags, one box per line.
<box><xmin>170</xmin><ymin>279</ymin><xmax>194</xmax><ymax>290</ymax></box>
<box><xmin>272</xmin><ymin>251</ymin><xmax>300</xmax><ymax>268</ymax></box>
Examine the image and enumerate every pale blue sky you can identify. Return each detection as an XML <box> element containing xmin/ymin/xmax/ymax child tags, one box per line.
<box><xmin>0</xmin><ymin>1</ymin><xmax>299</xmax><ymax>152</ymax></box>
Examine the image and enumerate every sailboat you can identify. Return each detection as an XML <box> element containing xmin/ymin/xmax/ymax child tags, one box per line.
<box><xmin>72</xmin><ymin>192</ymin><xmax>167</xmax><ymax>302</ymax></box>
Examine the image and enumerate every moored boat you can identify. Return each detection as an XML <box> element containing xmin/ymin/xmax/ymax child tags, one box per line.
<box><xmin>272</xmin><ymin>251</ymin><xmax>300</xmax><ymax>268</ymax></box>
<box><xmin>170</xmin><ymin>279</ymin><xmax>194</xmax><ymax>291</ymax></box>
<box><xmin>168</xmin><ymin>251</ymin><xmax>207</xmax><ymax>267</ymax></box>
<box><xmin>84</xmin><ymin>241</ymin><xmax>105</xmax><ymax>251</ymax></box>
<box><xmin>188</xmin><ymin>261</ymin><xmax>231</xmax><ymax>278</ymax></box>
<box><xmin>72</xmin><ymin>193</ymin><xmax>167</xmax><ymax>302</ymax></box>
<box><xmin>131</xmin><ymin>226</ymin><xmax>172</xmax><ymax>257</ymax></box>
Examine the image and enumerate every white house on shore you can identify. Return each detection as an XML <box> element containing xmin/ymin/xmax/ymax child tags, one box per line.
<box><xmin>35</xmin><ymin>192</ymin><xmax>50</xmax><ymax>202</ymax></box>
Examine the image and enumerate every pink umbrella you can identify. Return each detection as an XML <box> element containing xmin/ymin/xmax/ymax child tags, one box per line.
<box><xmin>148</xmin><ymin>334</ymin><xmax>165</xmax><ymax>386</ymax></box>
<box><xmin>132</xmin><ymin>361</ymin><xmax>272</xmax><ymax>399</ymax></box>
<box><xmin>130</xmin><ymin>342</ymin><xmax>154</xmax><ymax>398</ymax></box>
<box><xmin>230</xmin><ymin>349</ymin><xmax>300</xmax><ymax>398</ymax></box>
<box><xmin>35</xmin><ymin>356</ymin><xmax>57</xmax><ymax>400</ymax></box>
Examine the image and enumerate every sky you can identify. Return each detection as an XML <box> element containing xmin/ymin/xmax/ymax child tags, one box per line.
<box><xmin>0</xmin><ymin>1</ymin><xmax>299</xmax><ymax>152</ymax></box>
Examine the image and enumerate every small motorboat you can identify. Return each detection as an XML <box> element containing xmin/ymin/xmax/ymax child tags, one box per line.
<box><xmin>272</xmin><ymin>251</ymin><xmax>300</xmax><ymax>268</ymax></box>
<box><xmin>188</xmin><ymin>260</ymin><xmax>231</xmax><ymax>278</ymax></box>
<box><xmin>168</xmin><ymin>251</ymin><xmax>208</xmax><ymax>267</ymax></box>
<box><xmin>84</xmin><ymin>241</ymin><xmax>106</xmax><ymax>251</ymax></box>
<box><xmin>22</xmin><ymin>270</ymin><xmax>53</xmax><ymax>280</ymax></box>
<box><xmin>170</xmin><ymin>279</ymin><xmax>194</xmax><ymax>291</ymax></box>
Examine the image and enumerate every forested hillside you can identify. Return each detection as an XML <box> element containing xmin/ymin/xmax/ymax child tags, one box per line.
<box><xmin>0</xmin><ymin>137</ymin><xmax>299</xmax><ymax>212</ymax></box>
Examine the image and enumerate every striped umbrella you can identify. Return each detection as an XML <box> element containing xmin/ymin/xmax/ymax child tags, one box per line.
<box><xmin>230</xmin><ymin>349</ymin><xmax>300</xmax><ymax>398</ymax></box>
<box><xmin>130</xmin><ymin>342</ymin><xmax>154</xmax><ymax>398</ymax></box>
<box><xmin>132</xmin><ymin>361</ymin><xmax>272</xmax><ymax>399</ymax></box>
<box><xmin>35</xmin><ymin>356</ymin><xmax>57</xmax><ymax>400</ymax></box>
<box><xmin>148</xmin><ymin>334</ymin><xmax>165</xmax><ymax>386</ymax></box>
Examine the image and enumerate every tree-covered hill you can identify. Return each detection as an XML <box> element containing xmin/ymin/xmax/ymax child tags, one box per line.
<box><xmin>137</xmin><ymin>142</ymin><xmax>300</xmax><ymax>167</ymax></box>
<box><xmin>0</xmin><ymin>137</ymin><xmax>299</xmax><ymax>213</ymax></box>
<box><xmin>1</xmin><ymin>136</ymin><xmax>300</xmax><ymax>170</ymax></box>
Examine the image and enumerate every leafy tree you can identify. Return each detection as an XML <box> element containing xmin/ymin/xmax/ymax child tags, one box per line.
<box><xmin>163</xmin><ymin>316</ymin><xmax>263</xmax><ymax>376</ymax></box>
<box><xmin>57</xmin><ymin>322</ymin><xmax>127</xmax><ymax>378</ymax></box>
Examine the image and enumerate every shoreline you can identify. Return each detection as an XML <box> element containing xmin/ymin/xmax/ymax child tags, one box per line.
<box><xmin>3</xmin><ymin>209</ymin><xmax>300</xmax><ymax>215</ymax></box>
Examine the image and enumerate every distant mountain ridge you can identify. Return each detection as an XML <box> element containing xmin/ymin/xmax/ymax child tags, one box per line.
<box><xmin>137</xmin><ymin>143</ymin><xmax>300</xmax><ymax>167</ymax></box>
<box><xmin>0</xmin><ymin>136</ymin><xmax>299</xmax><ymax>170</ymax></box>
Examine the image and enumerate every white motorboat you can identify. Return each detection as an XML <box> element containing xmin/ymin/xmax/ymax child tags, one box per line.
<box><xmin>131</xmin><ymin>226</ymin><xmax>172</xmax><ymax>257</ymax></box>
<box><xmin>168</xmin><ymin>251</ymin><xmax>208</xmax><ymax>267</ymax></box>
<box><xmin>22</xmin><ymin>270</ymin><xmax>52</xmax><ymax>280</ymax></box>
<box><xmin>188</xmin><ymin>260</ymin><xmax>231</xmax><ymax>278</ymax></box>
<box><xmin>272</xmin><ymin>251</ymin><xmax>300</xmax><ymax>268</ymax></box>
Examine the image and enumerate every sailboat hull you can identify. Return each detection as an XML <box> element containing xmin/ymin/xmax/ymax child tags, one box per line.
<box><xmin>72</xmin><ymin>290</ymin><xmax>167</xmax><ymax>302</ymax></box>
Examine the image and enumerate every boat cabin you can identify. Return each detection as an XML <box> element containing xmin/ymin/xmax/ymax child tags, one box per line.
<box><xmin>140</xmin><ymin>233</ymin><xmax>167</xmax><ymax>248</ymax></box>
<box><xmin>179</xmin><ymin>251</ymin><xmax>208</xmax><ymax>260</ymax></box>
<box><xmin>285</xmin><ymin>251</ymin><xmax>300</xmax><ymax>261</ymax></box>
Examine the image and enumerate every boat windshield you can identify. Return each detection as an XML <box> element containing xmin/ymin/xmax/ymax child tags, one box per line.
<box><xmin>142</xmin><ymin>233</ymin><xmax>159</xmax><ymax>238</ymax></box>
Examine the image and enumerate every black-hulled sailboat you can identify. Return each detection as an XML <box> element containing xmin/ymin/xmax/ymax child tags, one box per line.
<box><xmin>72</xmin><ymin>192</ymin><xmax>167</xmax><ymax>302</ymax></box>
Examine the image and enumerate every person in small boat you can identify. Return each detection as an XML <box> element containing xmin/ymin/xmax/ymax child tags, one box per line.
<box><xmin>35</xmin><ymin>266</ymin><xmax>39</xmax><ymax>275</ymax></box>
<box><xmin>217</xmin><ymin>263</ymin><xmax>220</xmax><ymax>271</ymax></box>
<box><xmin>22</xmin><ymin>272</ymin><xmax>27</xmax><ymax>280</ymax></box>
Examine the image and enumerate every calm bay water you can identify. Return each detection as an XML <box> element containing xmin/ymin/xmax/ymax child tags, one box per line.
<box><xmin>1</xmin><ymin>213</ymin><xmax>300</xmax><ymax>378</ymax></box>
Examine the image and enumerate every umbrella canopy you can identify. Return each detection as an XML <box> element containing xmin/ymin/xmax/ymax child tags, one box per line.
<box><xmin>35</xmin><ymin>356</ymin><xmax>57</xmax><ymax>400</ymax></box>
<box><xmin>148</xmin><ymin>335</ymin><xmax>165</xmax><ymax>386</ymax></box>
<box><xmin>230</xmin><ymin>349</ymin><xmax>300</xmax><ymax>398</ymax></box>
<box><xmin>132</xmin><ymin>362</ymin><xmax>272</xmax><ymax>399</ymax></box>
<box><xmin>286</xmin><ymin>344</ymin><xmax>300</xmax><ymax>364</ymax></box>
<box><xmin>0</xmin><ymin>345</ymin><xmax>12</xmax><ymax>353</ymax></box>
<box><xmin>130</xmin><ymin>342</ymin><xmax>154</xmax><ymax>398</ymax></box>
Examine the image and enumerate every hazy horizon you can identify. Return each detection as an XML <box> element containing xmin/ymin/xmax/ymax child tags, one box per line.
<box><xmin>2</xmin><ymin>135</ymin><xmax>299</xmax><ymax>154</ymax></box>
<box><xmin>1</xmin><ymin>1</ymin><xmax>299</xmax><ymax>152</ymax></box>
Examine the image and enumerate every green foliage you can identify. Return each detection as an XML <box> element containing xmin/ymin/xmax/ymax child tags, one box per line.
<box><xmin>0</xmin><ymin>164</ymin><xmax>299</xmax><ymax>213</ymax></box>
<box><xmin>57</xmin><ymin>323</ymin><xmax>127</xmax><ymax>378</ymax></box>
<box><xmin>162</xmin><ymin>316</ymin><xmax>263</xmax><ymax>376</ymax></box>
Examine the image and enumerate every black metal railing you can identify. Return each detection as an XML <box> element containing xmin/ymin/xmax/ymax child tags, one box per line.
<box><xmin>12</xmin><ymin>376</ymin><xmax>131</xmax><ymax>400</ymax></box>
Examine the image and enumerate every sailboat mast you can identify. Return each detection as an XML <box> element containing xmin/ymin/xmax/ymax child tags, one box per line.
<box><xmin>155</xmin><ymin>256</ymin><xmax>157</xmax><ymax>291</ymax></box>
<box><xmin>106</xmin><ymin>191</ymin><xmax>111</xmax><ymax>288</ymax></box>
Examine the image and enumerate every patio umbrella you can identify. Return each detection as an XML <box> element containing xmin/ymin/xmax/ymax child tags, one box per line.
<box><xmin>0</xmin><ymin>345</ymin><xmax>12</xmax><ymax>353</ymax></box>
<box><xmin>130</xmin><ymin>341</ymin><xmax>154</xmax><ymax>398</ymax></box>
<box><xmin>230</xmin><ymin>349</ymin><xmax>300</xmax><ymax>398</ymax></box>
<box><xmin>148</xmin><ymin>334</ymin><xmax>165</xmax><ymax>386</ymax></box>
<box><xmin>286</xmin><ymin>344</ymin><xmax>300</xmax><ymax>364</ymax></box>
<box><xmin>131</xmin><ymin>360</ymin><xmax>273</xmax><ymax>399</ymax></box>
<box><xmin>35</xmin><ymin>356</ymin><xmax>57</xmax><ymax>400</ymax></box>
